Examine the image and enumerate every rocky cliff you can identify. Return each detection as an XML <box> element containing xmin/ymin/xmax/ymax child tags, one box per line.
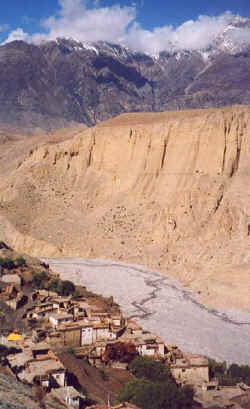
<box><xmin>1</xmin><ymin>105</ymin><xmax>250</xmax><ymax>310</ymax></box>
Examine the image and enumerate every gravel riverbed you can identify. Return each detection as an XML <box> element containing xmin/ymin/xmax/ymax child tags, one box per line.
<box><xmin>42</xmin><ymin>257</ymin><xmax>250</xmax><ymax>364</ymax></box>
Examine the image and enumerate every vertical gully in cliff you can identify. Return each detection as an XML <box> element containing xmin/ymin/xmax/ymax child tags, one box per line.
<box><xmin>87</xmin><ymin>134</ymin><xmax>96</xmax><ymax>167</ymax></box>
<box><xmin>160</xmin><ymin>127</ymin><xmax>171</xmax><ymax>170</ymax></box>
<box><xmin>230</xmin><ymin>118</ymin><xmax>242</xmax><ymax>178</ymax></box>
<box><xmin>222</xmin><ymin>119</ymin><xmax>228</xmax><ymax>174</ymax></box>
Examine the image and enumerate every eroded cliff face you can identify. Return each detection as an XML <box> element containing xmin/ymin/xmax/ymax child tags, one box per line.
<box><xmin>1</xmin><ymin>106</ymin><xmax>250</xmax><ymax>310</ymax></box>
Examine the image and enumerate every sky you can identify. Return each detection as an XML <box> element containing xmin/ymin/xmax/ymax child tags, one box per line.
<box><xmin>1</xmin><ymin>0</ymin><xmax>250</xmax><ymax>55</ymax></box>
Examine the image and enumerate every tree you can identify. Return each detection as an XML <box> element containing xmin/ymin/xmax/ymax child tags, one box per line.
<box><xmin>58</xmin><ymin>280</ymin><xmax>75</xmax><ymax>296</ymax></box>
<box><xmin>208</xmin><ymin>358</ymin><xmax>227</xmax><ymax>379</ymax></box>
<box><xmin>118</xmin><ymin>378</ymin><xmax>193</xmax><ymax>409</ymax></box>
<box><xmin>208</xmin><ymin>358</ymin><xmax>250</xmax><ymax>387</ymax></box>
<box><xmin>0</xmin><ymin>257</ymin><xmax>15</xmax><ymax>270</ymax></box>
<box><xmin>103</xmin><ymin>342</ymin><xmax>138</xmax><ymax>363</ymax></box>
<box><xmin>227</xmin><ymin>363</ymin><xmax>250</xmax><ymax>385</ymax></box>
<box><xmin>32</xmin><ymin>271</ymin><xmax>49</xmax><ymax>289</ymax></box>
<box><xmin>118</xmin><ymin>357</ymin><xmax>194</xmax><ymax>409</ymax></box>
<box><xmin>0</xmin><ymin>344</ymin><xmax>9</xmax><ymax>358</ymax></box>
<box><xmin>48</xmin><ymin>278</ymin><xmax>60</xmax><ymax>293</ymax></box>
<box><xmin>15</xmin><ymin>257</ymin><xmax>26</xmax><ymax>267</ymax></box>
<box><xmin>128</xmin><ymin>356</ymin><xmax>173</xmax><ymax>382</ymax></box>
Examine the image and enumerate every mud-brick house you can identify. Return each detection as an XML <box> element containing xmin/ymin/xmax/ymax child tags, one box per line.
<box><xmin>120</xmin><ymin>323</ymin><xmax>165</xmax><ymax>358</ymax></box>
<box><xmin>49</xmin><ymin>312</ymin><xmax>74</xmax><ymax>328</ymax></box>
<box><xmin>26</xmin><ymin>302</ymin><xmax>59</xmax><ymax>319</ymax></box>
<box><xmin>5</xmin><ymin>293</ymin><xmax>27</xmax><ymax>310</ymax></box>
<box><xmin>68</xmin><ymin>304</ymin><xmax>88</xmax><ymax>321</ymax></box>
<box><xmin>51</xmin><ymin>296</ymin><xmax>72</xmax><ymax>311</ymax></box>
<box><xmin>30</xmin><ymin>342</ymin><xmax>51</xmax><ymax>359</ymax></box>
<box><xmin>71</xmin><ymin>300</ymin><xmax>95</xmax><ymax>318</ymax></box>
<box><xmin>124</xmin><ymin>320</ymin><xmax>144</xmax><ymax>337</ymax></box>
<box><xmin>60</xmin><ymin>324</ymin><xmax>82</xmax><ymax>347</ymax></box>
<box><xmin>170</xmin><ymin>353</ymin><xmax>209</xmax><ymax>384</ymax></box>
<box><xmin>7</xmin><ymin>341</ymin><xmax>58</xmax><ymax>381</ymax></box>
<box><xmin>1</xmin><ymin>273</ymin><xmax>21</xmax><ymax>286</ymax></box>
<box><xmin>1</xmin><ymin>284</ymin><xmax>27</xmax><ymax>310</ymax></box>
<box><xmin>59</xmin><ymin>319</ymin><xmax>120</xmax><ymax>347</ymax></box>
<box><xmin>37</xmin><ymin>289</ymin><xmax>58</xmax><ymax>298</ymax></box>
<box><xmin>35</xmin><ymin>301</ymin><xmax>55</xmax><ymax>313</ymax></box>
<box><xmin>86</xmin><ymin>341</ymin><xmax>108</xmax><ymax>367</ymax></box>
<box><xmin>51</xmin><ymin>386</ymin><xmax>86</xmax><ymax>409</ymax></box>
<box><xmin>135</xmin><ymin>333</ymin><xmax>165</xmax><ymax>358</ymax></box>
<box><xmin>7</xmin><ymin>350</ymin><xmax>32</xmax><ymax>374</ymax></box>
<box><xmin>18</xmin><ymin>357</ymin><xmax>66</xmax><ymax>389</ymax></box>
<box><xmin>81</xmin><ymin>322</ymin><xmax>117</xmax><ymax>346</ymax></box>
<box><xmin>111</xmin><ymin>313</ymin><xmax>126</xmax><ymax>328</ymax></box>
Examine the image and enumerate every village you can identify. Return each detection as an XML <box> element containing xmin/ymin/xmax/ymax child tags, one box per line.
<box><xmin>0</xmin><ymin>252</ymin><xmax>250</xmax><ymax>409</ymax></box>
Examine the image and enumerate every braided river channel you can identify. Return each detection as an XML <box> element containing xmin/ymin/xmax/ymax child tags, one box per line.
<box><xmin>42</xmin><ymin>258</ymin><xmax>250</xmax><ymax>364</ymax></box>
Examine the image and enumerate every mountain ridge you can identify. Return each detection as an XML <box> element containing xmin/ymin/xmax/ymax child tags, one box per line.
<box><xmin>1</xmin><ymin>15</ymin><xmax>250</xmax><ymax>132</ymax></box>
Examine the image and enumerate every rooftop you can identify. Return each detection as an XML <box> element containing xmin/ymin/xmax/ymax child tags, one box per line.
<box><xmin>50</xmin><ymin>385</ymin><xmax>85</xmax><ymax>401</ymax></box>
<box><xmin>49</xmin><ymin>312</ymin><xmax>73</xmax><ymax>320</ymax></box>
<box><xmin>27</xmin><ymin>358</ymin><xmax>64</xmax><ymax>375</ymax></box>
<box><xmin>172</xmin><ymin>354</ymin><xmax>209</xmax><ymax>368</ymax></box>
<box><xmin>8</xmin><ymin>351</ymin><xmax>31</xmax><ymax>367</ymax></box>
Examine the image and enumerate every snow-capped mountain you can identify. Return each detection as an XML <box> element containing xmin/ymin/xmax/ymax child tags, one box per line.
<box><xmin>208</xmin><ymin>15</ymin><xmax>250</xmax><ymax>55</ymax></box>
<box><xmin>0</xmin><ymin>15</ymin><xmax>250</xmax><ymax>132</ymax></box>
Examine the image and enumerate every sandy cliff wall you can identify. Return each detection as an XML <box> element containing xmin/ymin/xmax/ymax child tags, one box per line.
<box><xmin>1</xmin><ymin>106</ymin><xmax>250</xmax><ymax>309</ymax></box>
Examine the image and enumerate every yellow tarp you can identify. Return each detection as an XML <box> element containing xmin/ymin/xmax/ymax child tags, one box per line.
<box><xmin>7</xmin><ymin>332</ymin><xmax>22</xmax><ymax>341</ymax></box>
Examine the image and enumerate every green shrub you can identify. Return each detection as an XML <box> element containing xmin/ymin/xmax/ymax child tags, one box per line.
<box><xmin>58</xmin><ymin>280</ymin><xmax>75</xmax><ymax>296</ymax></box>
<box><xmin>47</xmin><ymin>278</ymin><xmax>75</xmax><ymax>296</ymax></box>
<box><xmin>118</xmin><ymin>378</ymin><xmax>194</xmax><ymax>409</ymax></box>
<box><xmin>15</xmin><ymin>257</ymin><xmax>26</xmax><ymax>267</ymax></box>
<box><xmin>209</xmin><ymin>359</ymin><xmax>250</xmax><ymax>386</ymax></box>
<box><xmin>128</xmin><ymin>356</ymin><xmax>173</xmax><ymax>383</ymax></box>
<box><xmin>32</xmin><ymin>271</ymin><xmax>49</xmax><ymax>289</ymax></box>
<box><xmin>0</xmin><ymin>344</ymin><xmax>9</xmax><ymax>358</ymax></box>
<box><xmin>48</xmin><ymin>278</ymin><xmax>60</xmax><ymax>293</ymax></box>
<box><xmin>0</xmin><ymin>258</ymin><xmax>15</xmax><ymax>270</ymax></box>
<box><xmin>118</xmin><ymin>357</ymin><xmax>194</xmax><ymax>409</ymax></box>
<box><xmin>208</xmin><ymin>358</ymin><xmax>227</xmax><ymax>378</ymax></box>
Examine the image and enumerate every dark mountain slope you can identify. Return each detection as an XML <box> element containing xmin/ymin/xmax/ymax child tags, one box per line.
<box><xmin>1</xmin><ymin>18</ymin><xmax>250</xmax><ymax>132</ymax></box>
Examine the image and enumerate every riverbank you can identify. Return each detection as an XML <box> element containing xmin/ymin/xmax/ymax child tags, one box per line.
<box><xmin>42</xmin><ymin>258</ymin><xmax>250</xmax><ymax>365</ymax></box>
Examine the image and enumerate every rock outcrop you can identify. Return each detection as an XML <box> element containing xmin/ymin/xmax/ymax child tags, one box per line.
<box><xmin>0</xmin><ymin>372</ymin><xmax>68</xmax><ymax>409</ymax></box>
<box><xmin>1</xmin><ymin>105</ymin><xmax>250</xmax><ymax>310</ymax></box>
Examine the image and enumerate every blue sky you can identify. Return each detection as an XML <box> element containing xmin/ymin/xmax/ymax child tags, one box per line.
<box><xmin>1</xmin><ymin>0</ymin><xmax>250</xmax><ymax>54</ymax></box>
<box><xmin>138</xmin><ymin>0</ymin><xmax>250</xmax><ymax>29</ymax></box>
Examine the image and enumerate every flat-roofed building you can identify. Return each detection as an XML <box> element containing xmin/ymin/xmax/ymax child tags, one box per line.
<box><xmin>2</xmin><ymin>274</ymin><xmax>21</xmax><ymax>286</ymax></box>
<box><xmin>170</xmin><ymin>353</ymin><xmax>209</xmax><ymax>384</ymax></box>
<box><xmin>49</xmin><ymin>312</ymin><xmax>73</xmax><ymax>328</ymax></box>
<box><xmin>18</xmin><ymin>357</ymin><xmax>66</xmax><ymax>389</ymax></box>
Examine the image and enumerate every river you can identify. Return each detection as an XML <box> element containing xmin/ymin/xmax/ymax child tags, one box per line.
<box><xmin>41</xmin><ymin>257</ymin><xmax>250</xmax><ymax>364</ymax></box>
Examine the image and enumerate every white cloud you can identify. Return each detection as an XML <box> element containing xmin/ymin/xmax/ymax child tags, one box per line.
<box><xmin>124</xmin><ymin>11</ymin><xmax>237</xmax><ymax>54</ymax></box>
<box><xmin>2</xmin><ymin>1</ymin><xmax>250</xmax><ymax>55</ymax></box>
<box><xmin>40</xmin><ymin>0</ymin><xmax>136</xmax><ymax>44</ymax></box>
<box><xmin>3</xmin><ymin>27</ymin><xmax>30</xmax><ymax>43</ymax></box>
<box><xmin>229</xmin><ymin>26</ymin><xmax>250</xmax><ymax>47</ymax></box>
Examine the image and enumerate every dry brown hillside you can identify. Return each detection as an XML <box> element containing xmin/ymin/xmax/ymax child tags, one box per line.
<box><xmin>1</xmin><ymin>106</ymin><xmax>250</xmax><ymax>311</ymax></box>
